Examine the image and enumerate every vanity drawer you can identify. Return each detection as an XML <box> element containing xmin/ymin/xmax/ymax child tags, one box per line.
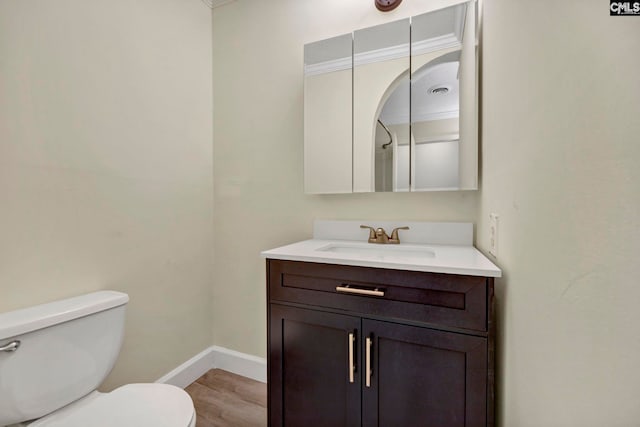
<box><xmin>267</xmin><ymin>259</ymin><xmax>489</xmax><ymax>332</ymax></box>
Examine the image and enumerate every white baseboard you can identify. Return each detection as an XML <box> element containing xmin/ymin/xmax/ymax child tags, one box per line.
<box><xmin>156</xmin><ymin>345</ymin><xmax>266</xmax><ymax>388</ymax></box>
<box><xmin>155</xmin><ymin>346</ymin><xmax>217</xmax><ymax>388</ymax></box>
<box><xmin>209</xmin><ymin>345</ymin><xmax>267</xmax><ymax>383</ymax></box>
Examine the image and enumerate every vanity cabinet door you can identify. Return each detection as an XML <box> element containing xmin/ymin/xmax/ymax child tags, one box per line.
<box><xmin>269</xmin><ymin>304</ymin><xmax>362</xmax><ymax>427</ymax></box>
<box><xmin>361</xmin><ymin>319</ymin><xmax>487</xmax><ymax>427</ymax></box>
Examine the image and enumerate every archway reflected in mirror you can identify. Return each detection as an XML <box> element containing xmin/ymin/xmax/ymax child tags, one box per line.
<box><xmin>374</xmin><ymin>71</ymin><xmax>410</xmax><ymax>192</ymax></box>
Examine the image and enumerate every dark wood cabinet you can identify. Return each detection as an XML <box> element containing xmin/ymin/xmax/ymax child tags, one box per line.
<box><xmin>362</xmin><ymin>319</ymin><xmax>487</xmax><ymax>427</ymax></box>
<box><xmin>269</xmin><ymin>304</ymin><xmax>361</xmax><ymax>427</ymax></box>
<box><xmin>267</xmin><ymin>259</ymin><xmax>495</xmax><ymax>427</ymax></box>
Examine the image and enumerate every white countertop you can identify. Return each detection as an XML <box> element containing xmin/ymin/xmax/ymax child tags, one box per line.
<box><xmin>261</xmin><ymin>239</ymin><xmax>502</xmax><ymax>278</ymax></box>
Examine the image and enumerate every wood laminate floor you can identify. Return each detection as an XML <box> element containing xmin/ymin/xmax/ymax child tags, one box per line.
<box><xmin>185</xmin><ymin>369</ymin><xmax>267</xmax><ymax>427</ymax></box>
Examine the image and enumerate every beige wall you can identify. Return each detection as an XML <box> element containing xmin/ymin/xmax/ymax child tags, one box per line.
<box><xmin>0</xmin><ymin>0</ymin><xmax>214</xmax><ymax>390</ymax></box>
<box><xmin>211</xmin><ymin>0</ymin><xmax>478</xmax><ymax>359</ymax></box>
<box><xmin>477</xmin><ymin>0</ymin><xmax>640</xmax><ymax>425</ymax></box>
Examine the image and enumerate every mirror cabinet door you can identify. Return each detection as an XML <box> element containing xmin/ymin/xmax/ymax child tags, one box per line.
<box><xmin>304</xmin><ymin>34</ymin><xmax>353</xmax><ymax>194</ymax></box>
<box><xmin>458</xmin><ymin>1</ymin><xmax>478</xmax><ymax>190</ymax></box>
<box><xmin>353</xmin><ymin>19</ymin><xmax>410</xmax><ymax>193</ymax></box>
<box><xmin>411</xmin><ymin>2</ymin><xmax>477</xmax><ymax>191</ymax></box>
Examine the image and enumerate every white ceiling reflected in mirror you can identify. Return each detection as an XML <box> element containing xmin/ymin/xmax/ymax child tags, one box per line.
<box><xmin>303</xmin><ymin>1</ymin><xmax>478</xmax><ymax>194</ymax></box>
<box><xmin>409</xmin><ymin>57</ymin><xmax>461</xmax><ymax>123</ymax></box>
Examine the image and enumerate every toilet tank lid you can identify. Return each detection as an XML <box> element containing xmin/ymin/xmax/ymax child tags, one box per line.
<box><xmin>0</xmin><ymin>291</ymin><xmax>129</xmax><ymax>340</ymax></box>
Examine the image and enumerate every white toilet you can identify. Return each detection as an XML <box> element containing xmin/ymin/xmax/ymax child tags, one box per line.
<box><xmin>0</xmin><ymin>291</ymin><xmax>196</xmax><ymax>427</ymax></box>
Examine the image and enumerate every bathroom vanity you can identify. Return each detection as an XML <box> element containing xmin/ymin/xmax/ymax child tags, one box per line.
<box><xmin>262</xmin><ymin>221</ymin><xmax>501</xmax><ymax>427</ymax></box>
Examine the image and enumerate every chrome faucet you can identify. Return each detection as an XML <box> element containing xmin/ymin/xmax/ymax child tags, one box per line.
<box><xmin>360</xmin><ymin>225</ymin><xmax>409</xmax><ymax>244</ymax></box>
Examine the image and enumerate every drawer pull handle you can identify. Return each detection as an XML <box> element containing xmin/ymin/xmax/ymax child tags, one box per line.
<box><xmin>348</xmin><ymin>332</ymin><xmax>356</xmax><ymax>384</ymax></box>
<box><xmin>336</xmin><ymin>285</ymin><xmax>385</xmax><ymax>297</ymax></box>
<box><xmin>365</xmin><ymin>336</ymin><xmax>372</xmax><ymax>388</ymax></box>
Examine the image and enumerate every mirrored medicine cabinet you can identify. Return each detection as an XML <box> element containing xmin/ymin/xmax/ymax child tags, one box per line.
<box><xmin>304</xmin><ymin>1</ymin><xmax>478</xmax><ymax>194</ymax></box>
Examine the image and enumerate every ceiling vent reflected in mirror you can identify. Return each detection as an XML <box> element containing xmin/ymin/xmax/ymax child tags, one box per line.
<box><xmin>429</xmin><ymin>86</ymin><xmax>450</xmax><ymax>95</ymax></box>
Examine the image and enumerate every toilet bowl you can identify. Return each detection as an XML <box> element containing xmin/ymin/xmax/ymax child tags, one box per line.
<box><xmin>0</xmin><ymin>291</ymin><xmax>196</xmax><ymax>427</ymax></box>
<box><xmin>26</xmin><ymin>384</ymin><xmax>195</xmax><ymax>427</ymax></box>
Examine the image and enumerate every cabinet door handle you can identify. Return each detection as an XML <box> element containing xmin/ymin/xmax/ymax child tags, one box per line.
<box><xmin>365</xmin><ymin>336</ymin><xmax>372</xmax><ymax>388</ymax></box>
<box><xmin>336</xmin><ymin>285</ymin><xmax>385</xmax><ymax>297</ymax></box>
<box><xmin>348</xmin><ymin>332</ymin><xmax>356</xmax><ymax>383</ymax></box>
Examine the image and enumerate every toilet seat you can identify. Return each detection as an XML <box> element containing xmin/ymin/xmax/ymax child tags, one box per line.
<box><xmin>30</xmin><ymin>383</ymin><xmax>195</xmax><ymax>427</ymax></box>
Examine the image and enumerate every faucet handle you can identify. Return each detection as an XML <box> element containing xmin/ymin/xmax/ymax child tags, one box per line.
<box><xmin>389</xmin><ymin>226</ymin><xmax>409</xmax><ymax>244</ymax></box>
<box><xmin>360</xmin><ymin>225</ymin><xmax>377</xmax><ymax>243</ymax></box>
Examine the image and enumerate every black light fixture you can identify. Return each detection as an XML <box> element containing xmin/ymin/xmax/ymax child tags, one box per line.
<box><xmin>375</xmin><ymin>0</ymin><xmax>402</xmax><ymax>12</ymax></box>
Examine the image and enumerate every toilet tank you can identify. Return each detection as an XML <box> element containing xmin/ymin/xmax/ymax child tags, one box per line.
<box><xmin>0</xmin><ymin>291</ymin><xmax>129</xmax><ymax>426</ymax></box>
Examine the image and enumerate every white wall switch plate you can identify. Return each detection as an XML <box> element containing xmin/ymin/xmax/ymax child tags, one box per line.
<box><xmin>489</xmin><ymin>213</ymin><xmax>498</xmax><ymax>258</ymax></box>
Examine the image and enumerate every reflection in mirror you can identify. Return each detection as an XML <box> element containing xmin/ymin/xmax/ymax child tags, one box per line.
<box><xmin>304</xmin><ymin>34</ymin><xmax>353</xmax><ymax>194</ymax></box>
<box><xmin>412</xmin><ymin>51</ymin><xmax>461</xmax><ymax>191</ymax></box>
<box><xmin>353</xmin><ymin>18</ymin><xmax>410</xmax><ymax>193</ymax></box>
<box><xmin>375</xmin><ymin>75</ymin><xmax>410</xmax><ymax>192</ymax></box>
<box><xmin>411</xmin><ymin>2</ymin><xmax>477</xmax><ymax>191</ymax></box>
<box><xmin>374</xmin><ymin>73</ymin><xmax>410</xmax><ymax>191</ymax></box>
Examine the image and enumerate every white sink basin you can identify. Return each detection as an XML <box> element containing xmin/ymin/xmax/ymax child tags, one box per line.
<box><xmin>261</xmin><ymin>221</ymin><xmax>502</xmax><ymax>277</ymax></box>
<box><xmin>316</xmin><ymin>242</ymin><xmax>436</xmax><ymax>259</ymax></box>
